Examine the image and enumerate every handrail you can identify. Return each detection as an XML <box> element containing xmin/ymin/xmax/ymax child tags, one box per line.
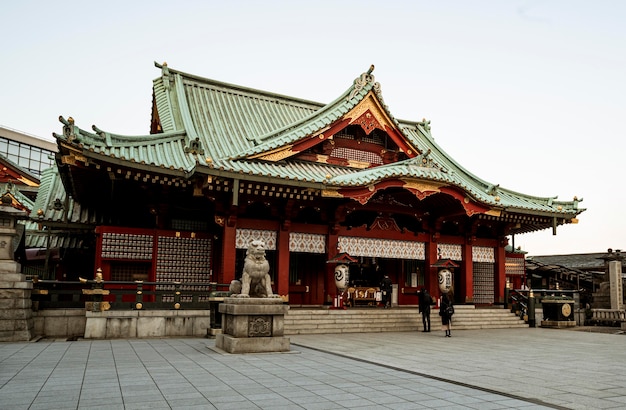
<box><xmin>31</xmin><ymin>279</ymin><xmax>232</xmax><ymax>310</ymax></box>
<box><xmin>509</xmin><ymin>289</ymin><xmax>528</xmax><ymax>319</ymax></box>
<box><xmin>506</xmin><ymin>288</ymin><xmax>580</xmax><ymax>324</ymax></box>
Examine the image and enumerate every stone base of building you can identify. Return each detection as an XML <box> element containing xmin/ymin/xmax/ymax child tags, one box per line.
<box><xmin>215</xmin><ymin>297</ymin><xmax>290</xmax><ymax>353</ymax></box>
<box><xmin>84</xmin><ymin>309</ymin><xmax>211</xmax><ymax>338</ymax></box>
<box><xmin>0</xmin><ymin>264</ymin><xmax>34</xmax><ymax>342</ymax></box>
<box><xmin>540</xmin><ymin>320</ymin><xmax>576</xmax><ymax>328</ymax></box>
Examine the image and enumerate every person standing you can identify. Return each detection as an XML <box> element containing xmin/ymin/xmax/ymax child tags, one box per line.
<box><xmin>439</xmin><ymin>293</ymin><xmax>454</xmax><ymax>337</ymax></box>
<box><xmin>418</xmin><ymin>287</ymin><xmax>431</xmax><ymax>332</ymax></box>
<box><xmin>380</xmin><ymin>274</ymin><xmax>392</xmax><ymax>308</ymax></box>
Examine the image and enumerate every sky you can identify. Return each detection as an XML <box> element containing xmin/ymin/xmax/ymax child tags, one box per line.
<box><xmin>1</xmin><ymin>0</ymin><xmax>624</xmax><ymax>257</ymax></box>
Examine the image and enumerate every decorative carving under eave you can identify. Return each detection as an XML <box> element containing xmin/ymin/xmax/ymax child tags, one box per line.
<box><xmin>60</xmin><ymin>152</ymin><xmax>89</xmax><ymax>166</ymax></box>
<box><xmin>485</xmin><ymin>209</ymin><xmax>502</xmax><ymax>217</ymax></box>
<box><xmin>321</xmin><ymin>189</ymin><xmax>344</xmax><ymax>198</ymax></box>
<box><xmin>345</xmin><ymin>93</ymin><xmax>394</xmax><ymax>134</ymax></box>
<box><xmin>254</xmin><ymin>146</ymin><xmax>295</xmax><ymax>161</ymax></box>
<box><xmin>369</xmin><ymin>216</ymin><xmax>401</xmax><ymax>232</ymax></box>
<box><xmin>401</xmin><ymin>179</ymin><xmax>444</xmax><ymax>197</ymax></box>
<box><xmin>354</xmin><ymin>111</ymin><xmax>382</xmax><ymax>135</ymax></box>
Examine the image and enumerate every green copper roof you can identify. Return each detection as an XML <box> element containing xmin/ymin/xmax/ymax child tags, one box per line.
<box><xmin>53</xmin><ymin>63</ymin><xmax>584</xmax><ymax>221</ymax></box>
<box><xmin>30</xmin><ymin>166</ymin><xmax>102</xmax><ymax>225</ymax></box>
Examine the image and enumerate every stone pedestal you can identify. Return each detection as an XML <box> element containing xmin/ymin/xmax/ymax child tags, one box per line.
<box><xmin>608</xmin><ymin>261</ymin><xmax>623</xmax><ymax>311</ymax></box>
<box><xmin>215</xmin><ymin>297</ymin><xmax>290</xmax><ymax>353</ymax></box>
<box><xmin>0</xmin><ymin>201</ymin><xmax>34</xmax><ymax>341</ymax></box>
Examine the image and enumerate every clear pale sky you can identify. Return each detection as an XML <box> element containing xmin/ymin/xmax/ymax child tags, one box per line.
<box><xmin>1</xmin><ymin>0</ymin><xmax>624</xmax><ymax>256</ymax></box>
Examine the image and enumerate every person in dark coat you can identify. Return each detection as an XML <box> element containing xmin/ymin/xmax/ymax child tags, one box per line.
<box><xmin>380</xmin><ymin>274</ymin><xmax>392</xmax><ymax>308</ymax></box>
<box><xmin>439</xmin><ymin>293</ymin><xmax>454</xmax><ymax>337</ymax></box>
<box><xmin>418</xmin><ymin>287</ymin><xmax>431</xmax><ymax>332</ymax></box>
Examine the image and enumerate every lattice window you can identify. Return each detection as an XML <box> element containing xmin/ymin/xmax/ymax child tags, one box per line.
<box><xmin>236</xmin><ymin>229</ymin><xmax>277</xmax><ymax>250</ymax></box>
<box><xmin>110</xmin><ymin>261</ymin><xmax>151</xmax><ymax>282</ymax></box>
<box><xmin>506</xmin><ymin>257</ymin><xmax>525</xmax><ymax>276</ymax></box>
<box><xmin>338</xmin><ymin>236</ymin><xmax>425</xmax><ymax>259</ymax></box>
<box><xmin>473</xmin><ymin>262</ymin><xmax>494</xmax><ymax>304</ymax></box>
<box><xmin>289</xmin><ymin>232</ymin><xmax>325</xmax><ymax>254</ymax></box>
<box><xmin>156</xmin><ymin>236</ymin><xmax>212</xmax><ymax>302</ymax></box>
<box><xmin>101</xmin><ymin>232</ymin><xmax>153</xmax><ymax>260</ymax></box>
<box><xmin>438</xmin><ymin>243</ymin><xmax>462</xmax><ymax>261</ymax></box>
<box><xmin>331</xmin><ymin>147</ymin><xmax>382</xmax><ymax>165</ymax></box>
<box><xmin>473</xmin><ymin>246</ymin><xmax>495</xmax><ymax>263</ymax></box>
<box><xmin>171</xmin><ymin>219</ymin><xmax>208</xmax><ymax>231</ymax></box>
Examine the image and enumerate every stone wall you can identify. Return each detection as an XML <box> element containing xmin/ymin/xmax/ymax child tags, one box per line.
<box><xmin>31</xmin><ymin>309</ymin><xmax>211</xmax><ymax>339</ymax></box>
<box><xmin>83</xmin><ymin>310</ymin><xmax>211</xmax><ymax>339</ymax></box>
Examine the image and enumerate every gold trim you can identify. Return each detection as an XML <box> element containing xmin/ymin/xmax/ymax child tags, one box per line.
<box><xmin>346</xmin><ymin>159</ymin><xmax>371</xmax><ymax>169</ymax></box>
<box><xmin>345</xmin><ymin>92</ymin><xmax>393</xmax><ymax>129</ymax></box>
<box><xmin>252</xmin><ymin>146</ymin><xmax>295</xmax><ymax>161</ymax></box>
<box><xmin>321</xmin><ymin>189</ymin><xmax>344</xmax><ymax>198</ymax></box>
<box><xmin>401</xmin><ymin>179</ymin><xmax>444</xmax><ymax>192</ymax></box>
<box><xmin>485</xmin><ymin>209</ymin><xmax>502</xmax><ymax>217</ymax></box>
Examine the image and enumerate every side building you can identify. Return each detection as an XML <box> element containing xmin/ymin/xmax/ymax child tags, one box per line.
<box><xmin>32</xmin><ymin>63</ymin><xmax>585</xmax><ymax>306</ymax></box>
<box><xmin>0</xmin><ymin>126</ymin><xmax>58</xmax><ymax>276</ymax></box>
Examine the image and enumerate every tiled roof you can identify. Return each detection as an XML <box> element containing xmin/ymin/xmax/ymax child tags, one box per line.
<box><xmin>530</xmin><ymin>253</ymin><xmax>611</xmax><ymax>271</ymax></box>
<box><xmin>0</xmin><ymin>181</ymin><xmax>35</xmax><ymax>211</ymax></box>
<box><xmin>53</xmin><ymin>63</ymin><xmax>584</xmax><ymax>220</ymax></box>
<box><xmin>30</xmin><ymin>166</ymin><xmax>103</xmax><ymax>225</ymax></box>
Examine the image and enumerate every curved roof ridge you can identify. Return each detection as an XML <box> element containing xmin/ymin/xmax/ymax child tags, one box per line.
<box><xmin>154</xmin><ymin>61</ymin><xmax>325</xmax><ymax>108</ymax></box>
<box><xmin>328</xmin><ymin>157</ymin><xmax>454</xmax><ymax>186</ymax></box>
<box><xmin>54</xmin><ymin>116</ymin><xmax>187</xmax><ymax>148</ymax></box>
<box><xmin>54</xmin><ymin>116</ymin><xmax>198</xmax><ymax>173</ymax></box>
<box><xmin>226</xmin><ymin>83</ymin><xmax>357</xmax><ymax>160</ymax></box>
<box><xmin>228</xmin><ymin>65</ymin><xmax>406</xmax><ymax>160</ymax></box>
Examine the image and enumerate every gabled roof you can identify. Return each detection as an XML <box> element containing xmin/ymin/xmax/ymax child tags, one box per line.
<box><xmin>30</xmin><ymin>166</ymin><xmax>102</xmax><ymax>227</ymax></box>
<box><xmin>0</xmin><ymin>154</ymin><xmax>40</xmax><ymax>187</ymax></box>
<box><xmin>52</xmin><ymin>63</ymin><xmax>584</xmax><ymax>232</ymax></box>
<box><xmin>327</xmin><ymin>252</ymin><xmax>359</xmax><ymax>264</ymax></box>
<box><xmin>0</xmin><ymin>181</ymin><xmax>34</xmax><ymax>213</ymax></box>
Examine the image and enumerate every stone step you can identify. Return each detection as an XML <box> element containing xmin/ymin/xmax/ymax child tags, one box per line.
<box><xmin>284</xmin><ymin>306</ymin><xmax>527</xmax><ymax>334</ymax></box>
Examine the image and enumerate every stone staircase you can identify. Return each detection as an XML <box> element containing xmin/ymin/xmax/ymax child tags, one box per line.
<box><xmin>284</xmin><ymin>305</ymin><xmax>527</xmax><ymax>335</ymax></box>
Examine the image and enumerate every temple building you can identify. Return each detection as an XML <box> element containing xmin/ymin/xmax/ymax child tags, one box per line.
<box><xmin>32</xmin><ymin>63</ymin><xmax>584</xmax><ymax>306</ymax></box>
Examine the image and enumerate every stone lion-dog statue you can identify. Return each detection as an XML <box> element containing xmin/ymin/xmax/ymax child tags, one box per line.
<box><xmin>230</xmin><ymin>240</ymin><xmax>281</xmax><ymax>298</ymax></box>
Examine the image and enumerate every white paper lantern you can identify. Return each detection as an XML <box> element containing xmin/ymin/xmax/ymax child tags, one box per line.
<box><xmin>438</xmin><ymin>268</ymin><xmax>453</xmax><ymax>294</ymax></box>
<box><xmin>334</xmin><ymin>264</ymin><xmax>350</xmax><ymax>292</ymax></box>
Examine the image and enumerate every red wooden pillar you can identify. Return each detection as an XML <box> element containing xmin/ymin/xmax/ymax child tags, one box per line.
<box><xmin>221</xmin><ymin>223</ymin><xmax>237</xmax><ymax>285</ymax></box>
<box><xmin>494</xmin><ymin>243</ymin><xmax>506</xmax><ymax>303</ymax></box>
<box><xmin>276</xmin><ymin>227</ymin><xmax>290</xmax><ymax>300</ymax></box>
<box><xmin>461</xmin><ymin>243</ymin><xmax>474</xmax><ymax>304</ymax></box>
<box><xmin>327</xmin><ymin>230</ymin><xmax>339</xmax><ymax>304</ymax></box>
<box><xmin>426</xmin><ymin>237</ymin><xmax>439</xmax><ymax>296</ymax></box>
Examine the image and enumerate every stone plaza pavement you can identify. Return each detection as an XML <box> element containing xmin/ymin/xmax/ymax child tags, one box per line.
<box><xmin>0</xmin><ymin>327</ymin><xmax>624</xmax><ymax>409</ymax></box>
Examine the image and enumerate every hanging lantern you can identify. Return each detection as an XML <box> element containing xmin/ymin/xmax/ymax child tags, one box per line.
<box><xmin>334</xmin><ymin>264</ymin><xmax>350</xmax><ymax>292</ymax></box>
<box><xmin>438</xmin><ymin>268</ymin><xmax>453</xmax><ymax>294</ymax></box>
<box><xmin>432</xmin><ymin>258</ymin><xmax>459</xmax><ymax>295</ymax></box>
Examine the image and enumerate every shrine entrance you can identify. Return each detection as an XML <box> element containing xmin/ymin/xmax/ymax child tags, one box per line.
<box><xmin>289</xmin><ymin>253</ymin><xmax>326</xmax><ymax>305</ymax></box>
